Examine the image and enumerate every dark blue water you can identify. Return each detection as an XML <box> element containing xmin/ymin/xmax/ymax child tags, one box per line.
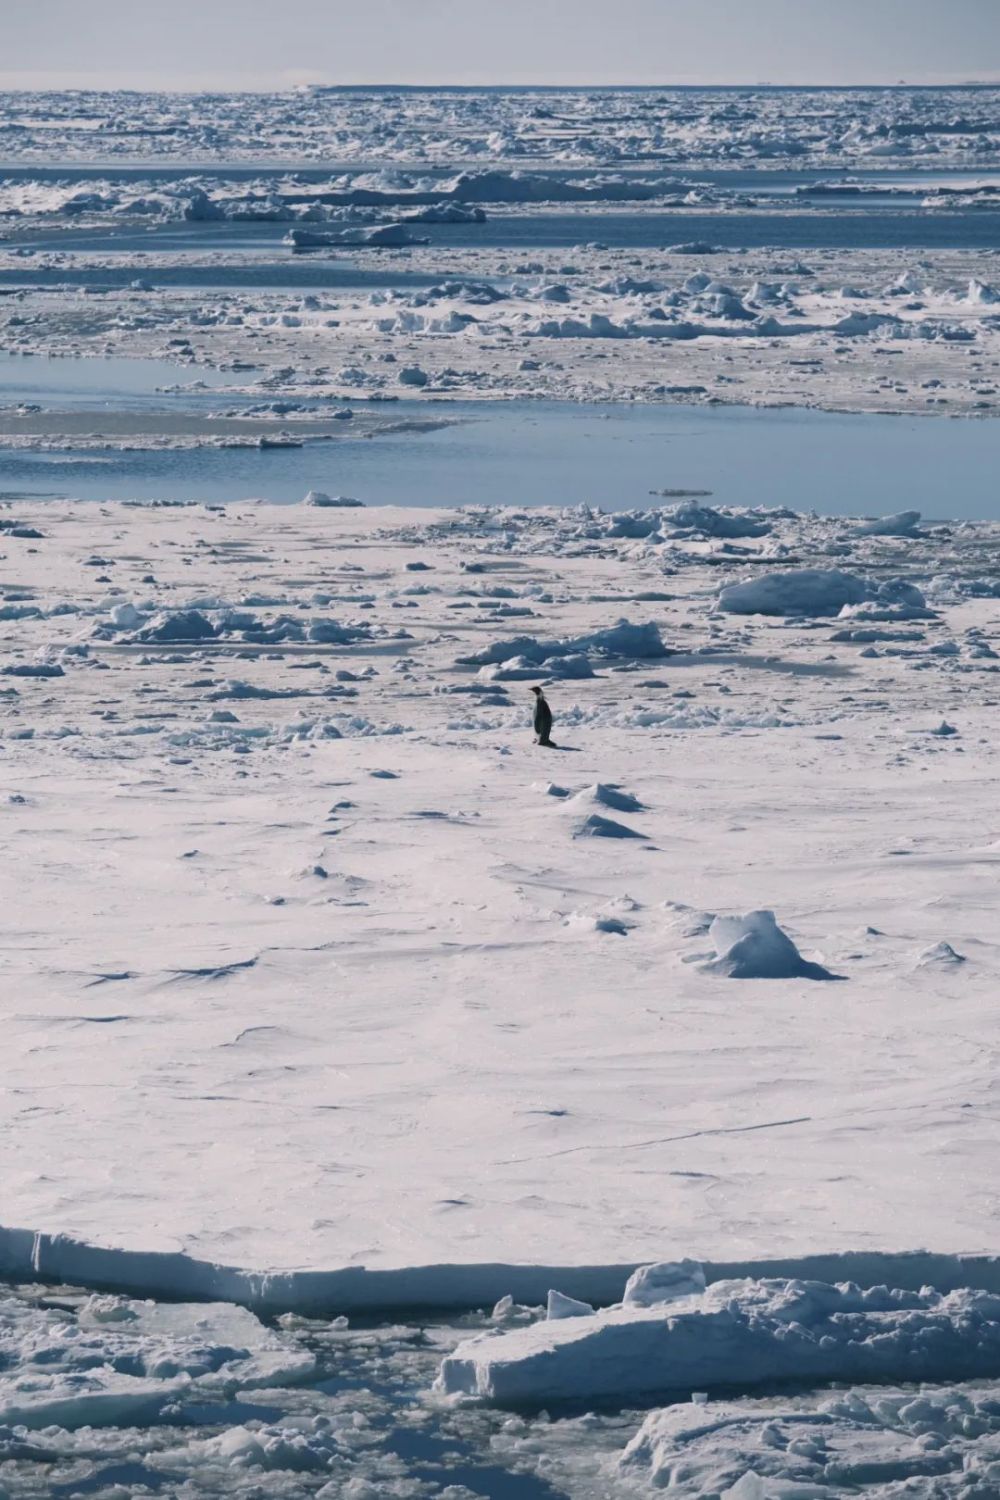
<box><xmin>5</xmin><ymin>399</ymin><xmax>999</xmax><ymax>520</ymax></box>
<box><xmin>0</xmin><ymin>261</ymin><xmax>446</xmax><ymax>292</ymax></box>
<box><xmin>362</xmin><ymin>208</ymin><xmax>1000</xmax><ymax>252</ymax></box>
<box><xmin>9</xmin><ymin>208</ymin><xmax>1000</xmax><ymax>254</ymax></box>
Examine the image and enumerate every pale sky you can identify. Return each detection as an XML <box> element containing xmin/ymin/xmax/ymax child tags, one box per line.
<box><xmin>2</xmin><ymin>0</ymin><xmax>1000</xmax><ymax>91</ymax></box>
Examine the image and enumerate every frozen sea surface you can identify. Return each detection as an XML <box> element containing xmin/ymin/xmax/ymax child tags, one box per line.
<box><xmin>5</xmin><ymin>487</ymin><xmax>1000</xmax><ymax>1492</ymax></box>
<box><xmin>3</xmin><ymin>84</ymin><xmax>1000</xmax><ymax>173</ymax></box>
<box><xmin>5</xmin><ymin>495</ymin><xmax>1000</xmax><ymax>1283</ymax></box>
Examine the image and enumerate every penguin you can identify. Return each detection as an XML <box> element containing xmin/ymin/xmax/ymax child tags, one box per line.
<box><xmin>531</xmin><ymin>685</ymin><xmax>554</xmax><ymax>747</ymax></box>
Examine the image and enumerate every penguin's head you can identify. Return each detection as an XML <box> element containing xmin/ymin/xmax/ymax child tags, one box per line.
<box><xmin>530</xmin><ymin>686</ymin><xmax>543</xmax><ymax>696</ymax></box>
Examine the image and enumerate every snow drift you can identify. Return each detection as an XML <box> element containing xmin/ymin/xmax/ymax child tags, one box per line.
<box><xmin>286</xmin><ymin>223</ymin><xmax>429</xmax><ymax>249</ymax></box>
<box><xmin>705</xmin><ymin>911</ymin><xmax>839</xmax><ymax>981</ymax></box>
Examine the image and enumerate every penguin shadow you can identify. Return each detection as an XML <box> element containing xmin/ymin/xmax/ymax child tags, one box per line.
<box><xmin>537</xmin><ymin>743</ymin><xmax>582</xmax><ymax>753</ymax></box>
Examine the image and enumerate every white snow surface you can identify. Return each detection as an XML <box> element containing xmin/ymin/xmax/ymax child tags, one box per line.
<box><xmin>2</xmin><ymin>498</ymin><xmax>1000</xmax><ymax>1301</ymax></box>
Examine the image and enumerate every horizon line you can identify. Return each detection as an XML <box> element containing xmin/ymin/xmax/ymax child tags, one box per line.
<box><xmin>3</xmin><ymin>78</ymin><xmax>1000</xmax><ymax>94</ymax></box>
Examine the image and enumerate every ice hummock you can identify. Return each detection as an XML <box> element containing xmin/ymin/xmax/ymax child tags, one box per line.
<box><xmin>718</xmin><ymin>570</ymin><xmax>931</xmax><ymax>619</ymax></box>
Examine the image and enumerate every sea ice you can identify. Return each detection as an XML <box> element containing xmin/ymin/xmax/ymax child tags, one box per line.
<box><xmin>437</xmin><ymin>1275</ymin><xmax>1000</xmax><ymax>1405</ymax></box>
<box><xmin>621</xmin><ymin>1383</ymin><xmax>1000</xmax><ymax>1495</ymax></box>
<box><xmin>0</xmin><ymin>1295</ymin><xmax>313</xmax><ymax>1430</ymax></box>
<box><xmin>717</xmin><ymin>570</ymin><xmax>872</xmax><ymax>617</ymax></box>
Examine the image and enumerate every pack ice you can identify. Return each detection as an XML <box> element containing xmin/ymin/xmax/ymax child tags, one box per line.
<box><xmin>6</xmin><ymin>86</ymin><xmax>1000</xmax><ymax>420</ymax></box>
<box><xmin>620</xmin><ymin>1384</ymin><xmax>1000</xmax><ymax>1495</ymax></box>
<box><xmin>0</xmin><ymin>1293</ymin><xmax>313</xmax><ymax>1430</ymax></box>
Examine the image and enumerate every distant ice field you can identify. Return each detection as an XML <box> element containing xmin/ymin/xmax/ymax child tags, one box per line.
<box><xmin>6</xmin><ymin>96</ymin><xmax>1000</xmax><ymax>429</ymax></box>
<box><xmin>1</xmin><ymin>164</ymin><xmax>993</xmax><ymax>189</ymax></box>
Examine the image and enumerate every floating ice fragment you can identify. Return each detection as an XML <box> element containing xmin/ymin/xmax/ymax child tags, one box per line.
<box><xmin>965</xmin><ymin>278</ymin><xmax>1000</xmax><ymax>305</ymax></box>
<box><xmin>287</xmin><ymin>223</ymin><xmax>429</xmax><ymax>249</ymax></box>
<box><xmin>718</xmin><ymin>570</ymin><xmax>870</xmax><ymax>618</ymax></box>
<box><xmin>459</xmin><ymin>619</ymin><xmax>668</xmax><ymax>667</ymax></box>
<box><xmin>305</xmin><ymin>490</ymin><xmax>364</xmax><ymax>507</ymax></box>
<box><xmin>0</xmin><ymin>1295</ymin><xmax>312</xmax><ymax>1430</ymax></box>
<box><xmin>666</xmin><ymin>502</ymin><xmax>770</xmax><ymax>539</ymax></box>
<box><xmin>565</xmin><ymin>783</ymin><xmax>645</xmax><ymax>814</ymax></box>
<box><xmin>622</xmin><ymin>1378</ymin><xmax>1000</xmax><ymax>1495</ymax></box>
<box><xmin>854</xmin><ymin>510</ymin><xmax>922</xmax><ymax>536</ymax></box>
<box><xmin>547</xmin><ymin>1290</ymin><xmax>595</xmax><ymax>1320</ymax></box>
<box><xmin>136</xmin><ymin>610</ymin><xmax>217</xmax><ymax>643</ymax></box>
<box><xmin>108</xmin><ymin>601</ymin><xmax>145</xmax><ymax>629</ymax></box>
<box><xmin>307</xmin><ymin>619</ymin><xmax>368</xmax><ymax>644</ymax></box>
<box><xmin>721</xmin><ymin>571</ymin><xmax>932</xmax><ymax>621</ymax></box>
<box><xmin>565</xmin><ymin>911</ymin><xmax>632</xmax><ymax>935</ymax></box>
<box><xmin>2</xmin><ymin>663</ymin><xmax>64</xmax><ymax>678</ymax></box>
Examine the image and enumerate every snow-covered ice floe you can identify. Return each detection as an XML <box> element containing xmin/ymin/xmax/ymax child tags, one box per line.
<box><xmin>437</xmin><ymin>1265</ymin><xmax>1000</xmax><ymax>1406</ymax></box>
<box><xmin>3</xmin><ymin>497</ymin><xmax>1000</xmax><ymax>1299</ymax></box>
